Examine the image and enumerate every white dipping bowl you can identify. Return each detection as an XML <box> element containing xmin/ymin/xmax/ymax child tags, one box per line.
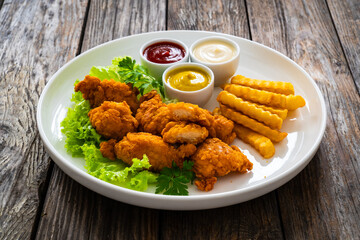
<box><xmin>163</xmin><ymin>63</ymin><xmax>214</xmax><ymax>107</ymax></box>
<box><xmin>140</xmin><ymin>38</ymin><xmax>189</xmax><ymax>80</ymax></box>
<box><xmin>190</xmin><ymin>36</ymin><xmax>240</xmax><ymax>87</ymax></box>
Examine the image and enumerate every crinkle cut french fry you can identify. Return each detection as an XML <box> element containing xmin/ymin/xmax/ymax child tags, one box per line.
<box><xmin>217</xmin><ymin>91</ymin><xmax>283</xmax><ymax>130</ymax></box>
<box><xmin>231</xmin><ymin>75</ymin><xmax>295</xmax><ymax>95</ymax></box>
<box><xmin>224</xmin><ymin>84</ymin><xmax>305</xmax><ymax>110</ymax></box>
<box><xmin>233</xmin><ymin>124</ymin><xmax>275</xmax><ymax>159</ymax></box>
<box><xmin>212</xmin><ymin>107</ymin><xmax>221</xmax><ymax>115</ymax></box>
<box><xmin>220</xmin><ymin>104</ymin><xmax>287</xmax><ymax>143</ymax></box>
<box><xmin>255</xmin><ymin>104</ymin><xmax>288</xmax><ymax>120</ymax></box>
<box><xmin>286</xmin><ymin>95</ymin><xmax>306</xmax><ymax>110</ymax></box>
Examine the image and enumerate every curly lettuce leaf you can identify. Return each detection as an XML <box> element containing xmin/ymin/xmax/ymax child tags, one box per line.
<box><xmin>82</xmin><ymin>144</ymin><xmax>158</xmax><ymax>191</ymax></box>
<box><xmin>89</xmin><ymin>66</ymin><xmax>121</xmax><ymax>82</ymax></box>
<box><xmin>88</xmin><ymin>56</ymin><xmax>176</xmax><ymax>103</ymax></box>
<box><xmin>60</xmin><ymin>87</ymin><xmax>101</xmax><ymax>157</ymax></box>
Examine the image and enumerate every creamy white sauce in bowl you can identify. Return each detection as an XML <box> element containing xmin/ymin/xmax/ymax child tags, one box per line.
<box><xmin>193</xmin><ymin>40</ymin><xmax>236</xmax><ymax>63</ymax></box>
<box><xmin>190</xmin><ymin>36</ymin><xmax>240</xmax><ymax>86</ymax></box>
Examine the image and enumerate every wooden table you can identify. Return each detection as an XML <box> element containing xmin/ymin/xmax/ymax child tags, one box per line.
<box><xmin>1</xmin><ymin>0</ymin><xmax>359</xmax><ymax>239</ymax></box>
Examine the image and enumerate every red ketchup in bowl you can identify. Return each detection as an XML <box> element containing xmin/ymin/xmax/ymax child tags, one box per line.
<box><xmin>143</xmin><ymin>42</ymin><xmax>186</xmax><ymax>64</ymax></box>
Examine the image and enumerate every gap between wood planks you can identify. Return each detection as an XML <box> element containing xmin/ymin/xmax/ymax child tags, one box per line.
<box><xmin>30</xmin><ymin>158</ymin><xmax>54</xmax><ymax>240</ymax></box>
<box><xmin>0</xmin><ymin>0</ymin><xmax>4</xmax><ymax>11</ymax></box>
<box><xmin>30</xmin><ymin>0</ymin><xmax>92</xmax><ymax>239</ymax></box>
<box><xmin>324</xmin><ymin>0</ymin><xmax>359</xmax><ymax>95</ymax></box>
<box><xmin>76</xmin><ymin>0</ymin><xmax>92</xmax><ymax>56</ymax></box>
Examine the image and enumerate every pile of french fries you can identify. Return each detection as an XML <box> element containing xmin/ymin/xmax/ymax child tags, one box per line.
<box><xmin>216</xmin><ymin>75</ymin><xmax>306</xmax><ymax>158</ymax></box>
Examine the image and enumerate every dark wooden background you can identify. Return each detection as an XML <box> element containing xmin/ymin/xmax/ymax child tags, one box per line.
<box><xmin>0</xmin><ymin>0</ymin><xmax>359</xmax><ymax>239</ymax></box>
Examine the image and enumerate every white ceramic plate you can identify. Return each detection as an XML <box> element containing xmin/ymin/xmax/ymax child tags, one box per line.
<box><xmin>37</xmin><ymin>31</ymin><xmax>326</xmax><ymax>210</ymax></box>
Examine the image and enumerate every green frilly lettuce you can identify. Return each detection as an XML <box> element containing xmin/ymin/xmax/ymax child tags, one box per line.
<box><xmin>60</xmin><ymin>80</ymin><xmax>157</xmax><ymax>192</ymax></box>
<box><xmin>60</xmin><ymin>87</ymin><xmax>101</xmax><ymax>157</ymax></box>
<box><xmin>82</xmin><ymin>145</ymin><xmax>158</xmax><ymax>191</ymax></box>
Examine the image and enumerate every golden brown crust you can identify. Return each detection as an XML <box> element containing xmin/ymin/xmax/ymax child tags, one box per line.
<box><xmin>100</xmin><ymin>139</ymin><xmax>117</xmax><ymax>160</ymax></box>
<box><xmin>135</xmin><ymin>91</ymin><xmax>169</xmax><ymax>134</ymax></box>
<box><xmin>89</xmin><ymin>101</ymin><xmax>138</xmax><ymax>140</ymax></box>
<box><xmin>75</xmin><ymin>75</ymin><xmax>139</xmax><ymax>112</ymax></box>
<box><xmin>114</xmin><ymin>132</ymin><xmax>196</xmax><ymax>172</ymax></box>
<box><xmin>161</xmin><ymin>122</ymin><xmax>209</xmax><ymax>145</ymax></box>
<box><xmin>194</xmin><ymin>177</ymin><xmax>217</xmax><ymax>192</ymax></box>
<box><xmin>191</xmin><ymin>138</ymin><xmax>253</xmax><ymax>191</ymax></box>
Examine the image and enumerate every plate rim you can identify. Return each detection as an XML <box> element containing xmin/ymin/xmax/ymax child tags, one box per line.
<box><xmin>36</xmin><ymin>30</ymin><xmax>327</xmax><ymax>210</ymax></box>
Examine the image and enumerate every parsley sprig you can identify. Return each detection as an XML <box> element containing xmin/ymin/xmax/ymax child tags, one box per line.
<box><xmin>117</xmin><ymin>56</ymin><xmax>165</xmax><ymax>98</ymax></box>
<box><xmin>155</xmin><ymin>160</ymin><xmax>195</xmax><ymax>196</ymax></box>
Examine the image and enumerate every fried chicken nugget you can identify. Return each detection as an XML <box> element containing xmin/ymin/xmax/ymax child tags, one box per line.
<box><xmin>167</xmin><ymin>102</ymin><xmax>214</xmax><ymax>128</ymax></box>
<box><xmin>114</xmin><ymin>132</ymin><xmax>196</xmax><ymax>172</ymax></box>
<box><xmin>220</xmin><ymin>104</ymin><xmax>287</xmax><ymax>143</ymax></box>
<box><xmin>135</xmin><ymin>91</ymin><xmax>171</xmax><ymax>135</ymax></box>
<box><xmin>233</xmin><ymin>124</ymin><xmax>275</xmax><ymax>159</ymax></box>
<box><xmin>161</xmin><ymin>121</ymin><xmax>209</xmax><ymax>145</ymax></box>
<box><xmin>191</xmin><ymin>138</ymin><xmax>253</xmax><ymax>191</ymax></box>
<box><xmin>136</xmin><ymin>92</ymin><xmax>235</xmax><ymax>143</ymax></box>
<box><xmin>224</xmin><ymin>84</ymin><xmax>305</xmax><ymax>110</ymax></box>
<box><xmin>217</xmin><ymin>91</ymin><xmax>283</xmax><ymax>130</ymax></box>
<box><xmin>100</xmin><ymin>139</ymin><xmax>117</xmax><ymax>160</ymax></box>
<box><xmin>231</xmin><ymin>75</ymin><xmax>295</xmax><ymax>95</ymax></box>
<box><xmin>212</xmin><ymin>114</ymin><xmax>236</xmax><ymax>145</ymax></box>
<box><xmin>75</xmin><ymin>75</ymin><xmax>139</xmax><ymax>112</ymax></box>
<box><xmin>89</xmin><ymin>101</ymin><xmax>138</xmax><ymax>140</ymax></box>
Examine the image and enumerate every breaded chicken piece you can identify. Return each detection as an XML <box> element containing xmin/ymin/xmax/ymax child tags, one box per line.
<box><xmin>142</xmin><ymin>106</ymin><xmax>172</xmax><ymax>135</ymax></box>
<box><xmin>194</xmin><ymin>177</ymin><xmax>217</xmax><ymax>192</ymax></box>
<box><xmin>100</xmin><ymin>139</ymin><xmax>117</xmax><ymax>160</ymax></box>
<box><xmin>167</xmin><ymin>103</ymin><xmax>236</xmax><ymax>143</ymax></box>
<box><xmin>135</xmin><ymin>91</ymin><xmax>170</xmax><ymax>134</ymax></box>
<box><xmin>161</xmin><ymin>122</ymin><xmax>209</xmax><ymax>145</ymax></box>
<box><xmin>89</xmin><ymin>101</ymin><xmax>138</xmax><ymax>140</ymax></box>
<box><xmin>75</xmin><ymin>75</ymin><xmax>139</xmax><ymax>112</ymax></box>
<box><xmin>191</xmin><ymin>138</ymin><xmax>253</xmax><ymax>191</ymax></box>
<box><xmin>114</xmin><ymin>132</ymin><xmax>197</xmax><ymax>172</ymax></box>
<box><xmin>137</xmin><ymin>96</ymin><xmax>216</xmax><ymax>136</ymax></box>
<box><xmin>136</xmin><ymin>92</ymin><xmax>235</xmax><ymax>143</ymax></box>
<box><xmin>167</xmin><ymin>102</ymin><xmax>215</xmax><ymax>128</ymax></box>
<box><xmin>211</xmin><ymin>107</ymin><xmax>236</xmax><ymax>144</ymax></box>
<box><xmin>212</xmin><ymin>115</ymin><xmax>236</xmax><ymax>145</ymax></box>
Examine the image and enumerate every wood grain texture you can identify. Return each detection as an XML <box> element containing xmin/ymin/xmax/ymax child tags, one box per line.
<box><xmin>81</xmin><ymin>0</ymin><xmax>166</xmax><ymax>51</ymax></box>
<box><xmin>167</xmin><ymin>0</ymin><xmax>250</xmax><ymax>39</ymax></box>
<box><xmin>0</xmin><ymin>0</ymin><xmax>88</xmax><ymax>239</ymax></box>
<box><xmin>246</xmin><ymin>0</ymin><xmax>360</xmax><ymax>239</ymax></box>
<box><xmin>35</xmin><ymin>0</ymin><xmax>166</xmax><ymax>239</ymax></box>
<box><xmin>160</xmin><ymin>192</ymin><xmax>283</xmax><ymax>239</ymax></box>
<box><xmin>327</xmin><ymin>0</ymin><xmax>360</xmax><ymax>92</ymax></box>
<box><xmin>35</xmin><ymin>165</ymin><xmax>159</xmax><ymax>240</ymax></box>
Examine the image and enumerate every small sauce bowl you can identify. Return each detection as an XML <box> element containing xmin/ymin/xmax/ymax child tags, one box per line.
<box><xmin>140</xmin><ymin>38</ymin><xmax>190</xmax><ymax>80</ymax></box>
<box><xmin>190</xmin><ymin>36</ymin><xmax>240</xmax><ymax>87</ymax></box>
<box><xmin>162</xmin><ymin>63</ymin><xmax>214</xmax><ymax>106</ymax></box>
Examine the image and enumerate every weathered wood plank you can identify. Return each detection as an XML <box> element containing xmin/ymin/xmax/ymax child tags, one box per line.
<box><xmin>35</xmin><ymin>0</ymin><xmax>166</xmax><ymax>239</ymax></box>
<box><xmin>327</xmin><ymin>0</ymin><xmax>360</xmax><ymax>92</ymax></box>
<box><xmin>168</xmin><ymin>0</ymin><xmax>250</xmax><ymax>39</ymax></box>
<box><xmin>35</xmin><ymin>165</ymin><xmax>159</xmax><ymax>240</ymax></box>
<box><xmin>164</xmin><ymin>1</ymin><xmax>284</xmax><ymax>239</ymax></box>
<box><xmin>246</xmin><ymin>0</ymin><xmax>360</xmax><ymax>239</ymax></box>
<box><xmin>0</xmin><ymin>0</ymin><xmax>88</xmax><ymax>239</ymax></box>
<box><xmin>81</xmin><ymin>0</ymin><xmax>166</xmax><ymax>51</ymax></box>
<box><xmin>160</xmin><ymin>192</ymin><xmax>283</xmax><ymax>240</ymax></box>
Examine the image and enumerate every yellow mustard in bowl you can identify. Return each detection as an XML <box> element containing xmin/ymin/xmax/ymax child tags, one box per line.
<box><xmin>166</xmin><ymin>67</ymin><xmax>210</xmax><ymax>91</ymax></box>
